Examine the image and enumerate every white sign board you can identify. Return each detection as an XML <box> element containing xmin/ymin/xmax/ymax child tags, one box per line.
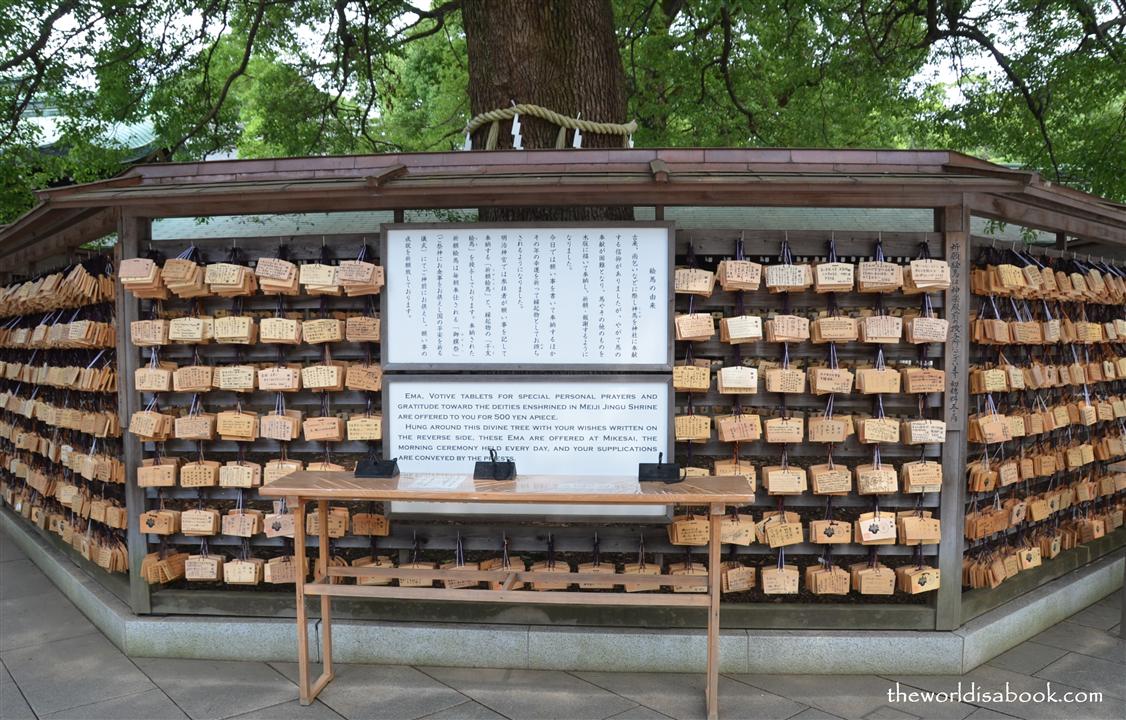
<box><xmin>382</xmin><ymin>225</ymin><xmax>671</xmax><ymax>369</ymax></box>
<box><xmin>387</xmin><ymin>377</ymin><xmax>670</xmax><ymax>516</ymax></box>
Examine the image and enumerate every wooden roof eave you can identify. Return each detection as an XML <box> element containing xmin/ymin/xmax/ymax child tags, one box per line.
<box><xmin>41</xmin><ymin>171</ymin><xmax>1028</xmax><ymax>212</ymax></box>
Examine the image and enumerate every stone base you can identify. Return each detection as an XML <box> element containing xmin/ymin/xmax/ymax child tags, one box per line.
<box><xmin>4</xmin><ymin>511</ymin><xmax>1121</xmax><ymax>674</ymax></box>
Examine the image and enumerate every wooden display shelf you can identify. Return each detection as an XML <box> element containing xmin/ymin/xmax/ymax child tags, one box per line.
<box><xmin>259</xmin><ymin>471</ymin><xmax>755</xmax><ymax>720</ymax></box>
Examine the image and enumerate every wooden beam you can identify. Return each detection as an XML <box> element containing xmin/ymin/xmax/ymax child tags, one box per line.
<box><xmin>936</xmin><ymin>199</ymin><xmax>970</xmax><ymax>631</ymax></box>
<box><xmin>365</xmin><ymin>163</ymin><xmax>407</xmax><ymax>188</ymax></box>
<box><xmin>971</xmin><ymin>194</ymin><xmax>1126</xmax><ymax>245</ymax></box>
<box><xmin>116</xmin><ymin>215</ymin><xmax>152</xmax><ymax>615</ymax></box>
<box><xmin>649</xmin><ymin>159</ymin><xmax>670</xmax><ymax>183</ymax></box>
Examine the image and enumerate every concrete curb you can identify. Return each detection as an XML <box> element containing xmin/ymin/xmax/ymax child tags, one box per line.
<box><xmin>5</xmin><ymin>512</ymin><xmax>1121</xmax><ymax>673</ymax></box>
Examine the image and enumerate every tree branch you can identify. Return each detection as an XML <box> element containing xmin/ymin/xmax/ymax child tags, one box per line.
<box><xmin>165</xmin><ymin>0</ymin><xmax>267</xmax><ymax>157</ymax></box>
<box><xmin>0</xmin><ymin>0</ymin><xmax>79</xmax><ymax>72</ymax></box>
<box><xmin>718</xmin><ymin>1</ymin><xmax>764</xmax><ymax>142</ymax></box>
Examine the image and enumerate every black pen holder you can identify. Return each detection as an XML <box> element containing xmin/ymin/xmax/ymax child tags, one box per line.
<box><xmin>355</xmin><ymin>458</ymin><xmax>400</xmax><ymax>478</ymax></box>
<box><xmin>474</xmin><ymin>459</ymin><xmax>516</xmax><ymax>480</ymax></box>
<box><xmin>639</xmin><ymin>461</ymin><xmax>682</xmax><ymax>484</ymax></box>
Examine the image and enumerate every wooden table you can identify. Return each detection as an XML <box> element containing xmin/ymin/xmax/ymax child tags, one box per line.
<box><xmin>259</xmin><ymin>472</ymin><xmax>755</xmax><ymax>719</ymax></box>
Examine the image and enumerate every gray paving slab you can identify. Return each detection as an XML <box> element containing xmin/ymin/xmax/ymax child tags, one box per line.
<box><xmin>420</xmin><ymin>667</ymin><xmax>637</xmax><ymax>720</ymax></box>
<box><xmin>1095</xmin><ymin>592</ymin><xmax>1121</xmax><ymax>610</ymax></box>
<box><xmin>859</xmin><ymin>709</ymin><xmax>919</xmax><ymax>720</ymax></box>
<box><xmin>1067</xmin><ymin>602</ymin><xmax>1123</xmax><ymax>631</ymax></box>
<box><xmin>0</xmin><ymin>558</ymin><xmax>55</xmax><ymax>600</ymax></box>
<box><xmin>787</xmin><ymin>709</ymin><xmax>846</xmax><ymax>720</ymax></box>
<box><xmin>729</xmin><ymin>674</ymin><xmax>974</xmax><ymax>720</ymax></box>
<box><xmin>270</xmin><ymin>662</ymin><xmax>468</xmax><ymax>720</ymax></box>
<box><xmin>0</xmin><ymin>530</ymin><xmax>24</xmax><ymax>562</ymax></box>
<box><xmin>0</xmin><ymin>660</ymin><xmax>36</xmax><ymax>720</ymax></box>
<box><xmin>1028</xmin><ymin>620</ymin><xmax>1125</xmax><ymax>664</ymax></box>
<box><xmin>42</xmin><ymin>687</ymin><xmax>189</xmax><ymax>720</ymax></box>
<box><xmin>227</xmin><ymin>699</ymin><xmax>345</xmax><ymax>720</ymax></box>
<box><xmin>1</xmin><ymin>589</ymin><xmax>98</xmax><ymax>651</ymax></box>
<box><xmin>574</xmin><ymin>671</ymin><xmax>806</xmax><ymax>720</ymax></box>
<box><xmin>1033</xmin><ymin>652</ymin><xmax>1126</xmax><ymax>700</ymax></box>
<box><xmin>420</xmin><ymin>700</ymin><xmax>511</xmax><ymax>720</ymax></box>
<box><xmin>133</xmin><ymin>658</ymin><xmax>298</xmax><ymax>720</ymax></box>
<box><xmin>889</xmin><ymin>665</ymin><xmax>1125</xmax><ymax>720</ymax></box>
<box><xmin>961</xmin><ymin>709</ymin><xmax>1020</xmax><ymax>720</ymax></box>
<box><xmin>984</xmin><ymin>642</ymin><xmax>1068</xmax><ymax>675</ymax></box>
<box><xmin>0</xmin><ymin>632</ymin><xmax>154</xmax><ymax>716</ymax></box>
<box><xmin>604</xmin><ymin>706</ymin><xmax>676</xmax><ymax>720</ymax></box>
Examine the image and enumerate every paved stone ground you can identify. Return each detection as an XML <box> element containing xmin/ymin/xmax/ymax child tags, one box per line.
<box><xmin>1</xmin><ymin>529</ymin><xmax>1122</xmax><ymax>720</ymax></box>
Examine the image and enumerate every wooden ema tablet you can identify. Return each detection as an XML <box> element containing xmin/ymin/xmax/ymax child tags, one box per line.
<box><xmin>764</xmin><ymin>368</ymin><xmax>806</xmax><ymax>393</ymax></box>
<box><xmin>260</xmin><ymin>411</ymin><xmax>303</xmax><ymax>441</ymax></box>
<box><xmin>717</xmin><ymin>366</ymin><xmax>757</xmax><ymax>394</ymax></box>
<box><xmin>854</xmin><ymin>464</ymin><xmax>897</xmax><ymax>494</ymax></box>
<box><xmin>673</xmin><ymin>364</ymin><xmax>710</xmax><ymax>392</ymax></box>
<box><xmin>764</xmin><ymin>263</ymin><xmax>811</xmax><ymax>292</ymax></box>
<box><xmin>809</xmin><ymin>367</ymin><xmax>853</xmax><ymax>395</ymax></box>
<box><xmin>760</xmin><ymin>565</ymin><xmax>799</xmax><ymax>594</ymax></box>
<box><xmin>719</xmin><ymin>315</ymin><xmax>762</xmax><ymax>344</ymax></box>
<box><xmin>667</xmin><ymin>561</ymin><xmax>707</xmax><ymax>593</ymax></box>
<box><xmin>346</xmin><ymin>415</ymin><xmax>382</xmax><ymax>441</ymax></box>
<box><xmin>856</xmin><ymin>367</ymin><xmax>900</xmax><ymax>394</ymax></box>
<box><xmin>813</xmin><ymin>262</ymin><xmax>854</xmax><ymax>292</ymax></box>
<box><xmin>265</xmin><ymin>556</ymin><xmax>300</xmax><ymax>584</ymax></box>
<box><xmin>900</xmin><ymin>416</ymin><xmax>945</xmax><ymax>446</ymax></box>
<box><xmin>859</xmin><ymin>315</ymin><xmax>902</xmax><ymax>343</ymax></box>
<box><xmin>302</xmin><ymin>318</ymin><xmax>344</xmax><ymax>344</ymax></box>
<box><xmin>345</xmin><ymin>316</ymin><xmax>381</xmax><ymax>342</ymax></box>
<box><xmin>712</xmin><ymin>459</ymin><xmax>755</xmax><ymax>491</ymax></box>
<box><xmin>765</xmin><ymin>314</ymin><xmax>809</xmax><ymax>342</ymax></box>
<box><xmin>720</xmin><ymin>562</ymin><xmax>755</xmax><ymax>593</ymax></box>
<box><xmin>674</xmin><ymin>267</ymin><xmax>716</xmax><ymax>297</ymax></box>
<box><xmin>809</xmin><ymin>519</ymin><xmax>850</xmax><ymax>544</ymax></box>
<box><xmin>181</xmin><ymin>508</ymin><xmax>221</xmax><ymax>536</ymax></box>
<box><xmin>762</xmin><ymin>466</ymin><xmax>807</xmax><ymax>494</ymax></box>
<box><xmin>717</xmin><ymin>259</ymin><xmax>761</xmax><ymax>291</ymax></box>
<box><xmin>345</xmin><ymin>364</ymin><xmax>383</xmax><ymax>392</ymax></box>
<box><xmin>215</xmin><ymin>365</ymin><xmax>256</xmax><ymax>392</ymax></box>
<box><xmin>808</xmin><ymin>415</ymin><xmax>851</xmax><ymax>443</ymax></box>
<box><xmin>811</xmin><ymin>316</ymin><xmax>858</xmax><ymax>343</ymax></box>
<box><xmin>219</xmin><ymin>461</ymin><xmax>261</xmax><ymax>488</ymax></box>
<box><xmin>809</xmin><ymin>464</ymin><xmax>851</xmax><ymax>494</ymax></box>
<box><xmin>857</xmin><ymin>261</ymin><xmax>903</xmax><ymax>292</ymax></box>
<box><xmin>298</xmin><ymin>263</ymin><xmax>339</xmax><ymax>292</ymax></box>
<box><xmin>338</xmin><ymin>261</ymin><xmax>385</xmax><ymax>296</ymax></box>
<box><xmin>763</xmin><ymin>416</ymin><xmax>802</xmax><ymax>443</ymax></box>
<box><xmin>168</xmin><ymin>316</ymin><xmax>212</xmax><ymax>343</ymax></box>
<box><xmin>260</xmin><ymin>317</ymin><xmax>302</xmax><ymax>344</ymax></box>
<box><xmin>716</xmin><ymin>413</ymin><xmax>761</xmax><ymax>442</ymax></box>
<box><xmin>173</xmin><ymin>365</ymin><xmax>214</xmax><ymax>392</ymax></box>
<box><xmin>258</xmin><ymin>366</ymin><xmax>301</xmax><ymax>392</ymax></box>
<box><xmin>807</xmin><ymin>565</ymin><xmax>851</xmax><ymax>595</ymax></box>
<box><xmin>674</xmin><ymin>313</ymin><xmax>715</xmax><ymax>341</ymax></box>
<box><xmin>674</xmin><ymin>414</ymin><xmax>711</xmax><ymax>442</ymax></box>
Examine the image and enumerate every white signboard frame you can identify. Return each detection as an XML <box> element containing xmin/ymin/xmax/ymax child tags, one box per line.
<box><xmin>384</xmin><ymin>375</ymin><xmax>672</xmax><ymax>518</ymax></box>
<box><xmin>380</xmin><ymin>223</ymin><xmax>674</xmax><ymax>370</ymax></box>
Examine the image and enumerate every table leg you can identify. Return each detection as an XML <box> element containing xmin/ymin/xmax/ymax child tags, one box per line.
<box><xmin>292</xmin><ymin>498</ymin><xmax>310</xmax><ymax>705</ymax></box>
<box><xmin>318</xmin><ymin>500</ymin><xmax>334</xmax><ymax>684</ymax></box>
<box><xmin>706</xmin><ymin>503</ymin><xmax>723</xmax><ymax>720</ymax></box>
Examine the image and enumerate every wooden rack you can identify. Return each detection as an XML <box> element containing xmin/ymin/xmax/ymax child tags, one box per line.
<box><xmin>260</xmin><ymin>471</ymin><xmax>755</xmax><ymax>720</ymax></box>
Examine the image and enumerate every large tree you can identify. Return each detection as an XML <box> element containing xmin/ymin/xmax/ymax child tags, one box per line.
<box><xmin>1</xmin><ymin>0</ymin><xmax>1124</xmax><ymax>224</ymax></box>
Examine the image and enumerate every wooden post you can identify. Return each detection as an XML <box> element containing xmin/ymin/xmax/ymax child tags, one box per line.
<box><xmin>936</xmin><ymin>199</ymin><xmax>970</xmax><ymax>630</ymax></box>
<box><xmin>116</xmin><ymin>214</ymin><xmax>152</xmax><ymax>615</ymax></box>
<box><xmin>706</xmin><ymin>502</ymin><xmax>723</xmax><ymax>720</ymax></box>
<box><xmin>318</xmin><ymin>499</ymin><xmax>333</xmax><ymax>681</ymax></box>
<box><xmin>293</xmin><ymin>498</ymin><xmax>310</xmax><ymax>704</ymax></box>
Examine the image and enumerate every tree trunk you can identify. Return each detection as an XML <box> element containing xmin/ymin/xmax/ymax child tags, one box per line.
<box><xmin>462</xmin><ymin>0</ymin><xmax>631</xmax><ymax>221</ymax></box>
